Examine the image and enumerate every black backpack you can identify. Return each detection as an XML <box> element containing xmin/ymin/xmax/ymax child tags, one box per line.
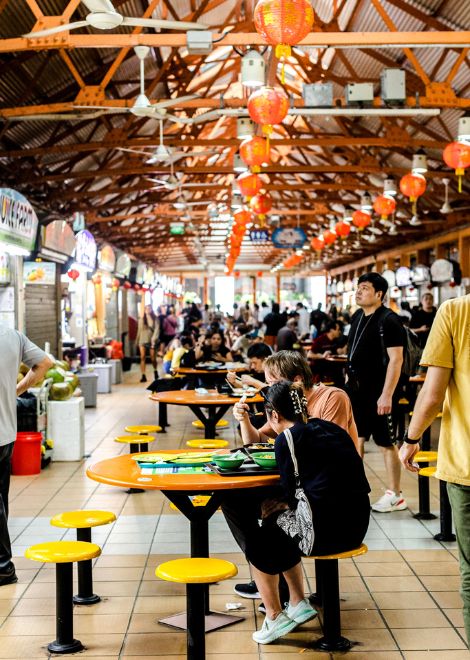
<box><xmin>379</xmin><ymin>309</ymin><xmax>422</xmax><ymax>377</ymax></box>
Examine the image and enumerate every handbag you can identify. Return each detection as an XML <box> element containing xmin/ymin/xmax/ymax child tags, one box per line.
<box><xmin>276</xmin><ymin>427</ymin><xmax>315</xmax><ymax>555</ymax></box>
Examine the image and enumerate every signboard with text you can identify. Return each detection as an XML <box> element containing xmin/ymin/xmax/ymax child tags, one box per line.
<box><xmin>0</xmin><ymin>188</ymin><xmax>38</xmax><ymax>251</ymax></box>
<box><xmin>74</xmin><ymin>230</ymin><xmax>97</xmax><ymax>271</ymax></box>
<box><xmin>24</xmin><ymin>261</ymin><xmax>56</xmax><ymax>285</ymax></box>
<box><xmin>271</xmin><ymin>227</ymin><xmax>306</xmax><ymax>249</ymax></box>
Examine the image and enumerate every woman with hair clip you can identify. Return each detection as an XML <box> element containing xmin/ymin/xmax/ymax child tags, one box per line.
<box><xmin>247</xmin><ymin>381</ymin><xmax>370</xmax><ymax>645</ymax></box>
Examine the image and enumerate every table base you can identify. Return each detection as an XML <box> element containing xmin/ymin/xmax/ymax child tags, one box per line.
<box><xmin>158</xmin><ymin>610</ymin><xmax>243</xmax><ymax>632</ymax></box>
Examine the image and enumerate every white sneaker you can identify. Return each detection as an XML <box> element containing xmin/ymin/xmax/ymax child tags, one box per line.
<box><xmin>285</xmin><ymin>598</ymin><xmax>317</xmax><ymax>624</ymax></box>
<box><xmin>372</xmin><ymin>490</ymin><xmax>407</xmax><ymax>513</ymax></box>
<box><xmin>252</xmin><ymin>612</ymin><xmax>298</xmax><ymax>644</ymax></box>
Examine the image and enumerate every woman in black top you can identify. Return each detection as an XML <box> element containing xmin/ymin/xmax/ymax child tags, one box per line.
<box><xmin>246</xmin><ymin>381</ymin><xmax>370</xmax><ymax>645</ymax></box>
<box><xmin>194</xmin><ymin>330</ymin><xmax>233</xmax><ymax>363</ymax></box>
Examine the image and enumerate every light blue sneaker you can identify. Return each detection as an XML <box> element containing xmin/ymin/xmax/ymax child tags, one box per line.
<box><xmin>285</xmin><ymin>598</ymin><xmax>318</xmax><ymax>624</ymax></box>
<box><xmin>252</xmin><ymin>612</ymin><xmax>298</xmax><ymax>644</ymax></box>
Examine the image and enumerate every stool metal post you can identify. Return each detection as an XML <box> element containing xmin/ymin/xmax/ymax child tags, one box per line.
<box><xmin>187</xmin><ymin>582</ymin><xmax>206</xmax><ymax>660</ymax></box>
<box><xmin>74</xmin><ymin>528</ymin><xmax>100</xmax><ymax>605</ymax></box>
<box><xmin>434</xmin><ymin>480</ymin><xmax>456</xmax><ymax>542</ymax></box>
<box><xmin>127</xmin><ymin>444</ymin><xmax>145</xmax><ymax>494</ymax></box>
<box><xmin>313</xmin><ymin>559</ymin><xmax>351</xmax><ymax>652</ymax></box>
<box><xmin>139</xmin><ymin>442</ymin><xmax>149</xmax><ymax>452</ymax></box>
<box><xmin>308</xmin><ymin>560</ymin><xmax>324</xmax><ymax>606</ymax></box>
<box><xmin>49</xmin><ymin>562</ymin><xmax>83</xmax><ymax>654</ymax></box>
<box><xmin>414</xmin><ymin>463</ymin><xmax>437</xmax><ymax>521</ymax></box>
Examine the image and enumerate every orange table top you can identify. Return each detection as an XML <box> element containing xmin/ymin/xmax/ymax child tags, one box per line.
<box><xmin>149</xmin><ymin>389</ymin><xmax>263</xmax><ymax>406</ymax></box>
<box><xmin>173</xmin><ymin>365</ymin><xmax>247</xmax><ymax>375</ymax></box>
<box><xmin>86</xmin><ymin>451</ymin><xmax>279</xmax><ymax>492</ymax></box>
<box><xmin>409</xmin><ymin>374</ymin><xmax>426</xmax><ymax>383</ymax></box>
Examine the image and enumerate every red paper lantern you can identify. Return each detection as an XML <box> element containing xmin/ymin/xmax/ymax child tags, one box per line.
<box><xmin>254</xmin><ymin>0</ymin><xmax>314</xmax><ymax>82</ymax></box>
<box><xmin>233</xmin><ymin>209</ymin><xmax>252</xmax><ymax>226</ymax></box>
<box><xmin>257</xmin><ymin>271</ymin><xmax>263</xmax><ymax>277</ymax></box>
<box><xmin>443</xmin><ymin>141</ymin><xmax>470</xmax><ymax>192</ymax></box>
<box><xmin>237</xmin><ymin>171</ymin><xmax>263</xmax><ymax>199</ymax></box>
<box><xmin>234</xmin><ymin>271</ymin><xmax>241</xmax><ymax>278</ymax></box>
<box><xmin>92</xmin><ymin>274</ymin><xmax>101</xmax><ymax>286</ymax></box>
<box><xmin>323</xmin><ymin>230</ymin><xmax>337</xmax><ymax>245</ymax></box>
<box><xmin>334</xmin><ymin>221</ymin><xmax>351</xmax><ymax>239</ymax></box>
<box><xmin>400</xmin><ymin>172</ymin><xmax>426</xmax><ymax>214</ymax></box>
<box><xmin>134</xmin><ymin>284</ymin><xmax>141</xmax><ymax>292</ymax></box>
<box><xmin>247</xmin><ymin>86</ymin><xmax>289</xmax><ymax>134</ymax></box>
<box><xmin>239</xmin><ymin>136</ymin><xmax>271</xmax><ymax>172</ymax></box>
<box><xmin>112</xmin><ymin>277</ymin><xmax>120</xmax><ymax>289</ymax></box>
<box><xmin>123</xmin><ymin>281</ymin><xmax>132</xmax><ymax>289</ymax></box>
<box><xmin>67</xmin><ymin>269</ymin><xmax>79</xmax><ymax>281</ymax></box>
<box><xmin>352</xmin><ymin>210</ymin><xmax>371</xmax><ymax>231</ymax></box>
<box><xmin>311</xmin><ymin>237</ymin><xmax>325</xmax><ymax>251</ymax></box>
<box><xmin>373</xmin><ymin>195</ymin><xmax>396</xmax><ymax>219</ymax></box>
<box><xmin>232</xmin><ymin>223</ymin><xmax>246</xmax><ymax>238</ymax></box>
<box><xmin>250</xmin><ymin>193</ymin><xmax>272</xmax><ymax>219</ymax></box>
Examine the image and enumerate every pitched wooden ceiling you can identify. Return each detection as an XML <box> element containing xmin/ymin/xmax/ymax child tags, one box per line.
<box><xmin>0</xmin><ymin>0</ymin><xmax>469</xmax><ymax>272</ymax></box>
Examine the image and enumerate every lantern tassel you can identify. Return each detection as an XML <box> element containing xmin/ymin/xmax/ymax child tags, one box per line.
<box><xmin>411</xmin><ymin>197</ymin><xmax>417</xmax><ymax>216</ymax></box>
<box><xmin>456</xmin><ymin>168</ymin><xmax>464</xmax><ymax>193</ymax></box>
<box><xmin>275</xmin><ymin>44</ymin><xmax>291</xmax><ymax>85</ymax></box>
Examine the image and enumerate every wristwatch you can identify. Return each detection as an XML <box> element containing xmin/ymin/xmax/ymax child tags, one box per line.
<box><xmin>402</xmin><ymin>430</ymin><xmax>420</xmax><ymax>445</ymax></box>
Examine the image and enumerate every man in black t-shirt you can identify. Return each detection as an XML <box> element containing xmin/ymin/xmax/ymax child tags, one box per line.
<box><xmin>347</xmin><ymin>273</ymin><xmax>407</xmax><ymax>513</ymax></box>
<box><xmin>410</xmin><ymin>292</ymin><xmax>436</xmax><ymax>348</ymax></box>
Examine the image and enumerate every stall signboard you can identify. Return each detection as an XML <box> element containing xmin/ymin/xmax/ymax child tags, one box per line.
<box><xmin>412</xmin><ymin>264</ymin><xmax>431</xmax><ymax>285</ymax></box>
<box><xmin>97</xmin><ymin>245</ymin><xmax>116</xmax><ymax>272</ymax></box>
<box><xmin>382</xmin><ymin>269</ymin><xmax>396</xmax><ymax>288</ymax></box>
<box><xmin>272</xmin><ymin>227</ymin><xmax>306</xmax><ymax>249</ymax></box>
<box><xmin>250</xmin><ymin>229</ymin><xmax>270</xmax><ymax>243</ymax></box>
<box><xmin>115</xmin><ymin>251</ymin><xmax>131</xmax><ymax>278</ymax></box>
<box><xmin>24</xmin><ymin>261</ymin><xmax>56</xmax><ymax>285</ymax></box>
<box><xmin>74</xmin><ymin>229</ymin><xmax>97</xmax><ymax>271</ymax></box>
<box><xmin>0</xmin><ymin>254</ymin><xmax>10</xmax><ymax>285</ymax></box>
<box><xmin>135</xmin><ymin>262</ymin><xmax>146</xmax><ymax>284</ymax></box>
<box><xmin>396</xmin><ymin>266</ymin><xmax>412</xmax><ymax>288</ymax></box>
<box><xmin>144</xmin><ymin>267</ymin><xmax>154</xmax><ymax>286</ymax></box>
<box><xmin>41</xmin><ymin>220</ymin><xmax>76</xmax><ymax>263</ymax></box>
<box><xmin>0</xmin><ymin>188</ymin><xmax>38</xmax><ymax>251</ymax></box>
<box><xmin>72</xmin><ymin>212</ymin><xmax>85</xmax><ymax>233</ymax></box>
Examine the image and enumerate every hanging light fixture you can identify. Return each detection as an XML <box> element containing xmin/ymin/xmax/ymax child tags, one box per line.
<box><xmin>412</xmin><ymin>150</ymin><xmax>428</xmax><ymax>174</ymax></box>
<box><xmin>343</xmin><ymin>206</ymin><xmax>354</xmax><ymax>222</ymax></box>
<box><xmin>237</xmin><ymin>117</ymin><xmax>255</xmax><ymax>140</ymax></box>
<box><xmin>241</xmin><ymin>50</ymin><xmax>266</xmax><ymax>88</ymax></box>
<box><xmin>440</xmin><ymin>178</ymin><xmax>452</xmax><ymax>214</ymax></box>
<box><xmin>383</xmin><ymin>177</ymin><xmax>397</xmax><ymax>197</ymax></box>
<box><xmin>361</xmin><ymin>192</ymin><xmax>373</xmax><ymax>210</ymax></box>
<box><xmin>233</xmin><ymin>152</ymin><xmax>248</xmax><ymax>173</ymax></box>
<box><xmin>458</xmin><ymin>114</ymin><xmax>470</xmax><ymax>142</ymax></box>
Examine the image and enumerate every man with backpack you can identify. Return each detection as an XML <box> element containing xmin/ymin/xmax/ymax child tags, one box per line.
<box><xmin>347</xmin><ymin>273</ymin><xmax>407</xmax><ymax>512</ymax></box>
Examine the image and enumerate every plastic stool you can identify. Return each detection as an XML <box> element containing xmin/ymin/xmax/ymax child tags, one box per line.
<box><xmin>156</xmin><ymin>558</ymin><xmax>237</xmax><ymax>660</ymax></box>
<box><xmin>125</xmin><ymin>424</ymin><xmax>162</xmax><ymax>435</ymax></box>
<box><xmin>191</xmin><ymin>420</ymin><xmax>229</xmax><ymax>430</ymax></box>
<box><xmin>419</xmin><ymin>466</ymin><xmax>456</xmax><ymax>542</ymax></box>
<box><xmin>186</xmin><ymin>439</ymin><xmax>229</xmax><ymax>449</ymax></box>
<box><xmin>413</xmin><ymin>451</ymin><xmax>439</xmax><ymax>521</ymax></box>
<box><xmin>25</xmin><ymin>541</ymin><xmax>101</xmax><ymax>654</ymax></box>
<box><xmin>115</xmin><ymin>434</ymin><xmax>155</xmax><ymax>453</ymax></box>
<box><xmin>50</xmin><ymin>510</ymin><xmax>116</xmax><ymax>605</ymax></box>
<box><xmin>309</xmin><ymin>543</ymin><xmax>368</xmax><ymax>651</ymax></box>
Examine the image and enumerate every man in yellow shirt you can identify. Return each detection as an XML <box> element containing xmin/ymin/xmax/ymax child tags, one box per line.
<box><xmin>399</xmin><ymin>295</ymin><xmax>470</xmax><ymax>647</ymax></box>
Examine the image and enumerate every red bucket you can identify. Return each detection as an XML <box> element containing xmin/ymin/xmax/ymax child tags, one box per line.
<box><xmin>12</xmin><ymin>432</ymin><xmax>42</xmax><ymax>476</ymax></box>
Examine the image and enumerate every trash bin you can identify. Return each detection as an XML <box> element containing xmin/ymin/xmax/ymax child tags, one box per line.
<box><xmin>11</xmin><ymin>432</ymin><xmax>42</xmax><ymax>475</ymax></box>
<box><xmin>77</xmin><ymin>371</ymin><xmax>98</xmax><ymax>407</ymax></box>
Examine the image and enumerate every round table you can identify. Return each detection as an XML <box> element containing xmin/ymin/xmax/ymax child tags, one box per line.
<box><xmin>173</xmin><ymin>364</ymin><xmax>247</xmax><ymax>376</ymax></box>
<box><xmin>149</xmin><ymin>389</ymin><xmax>263</xmax><ymax>438</ymax></box>
<box><xmin>87</xmin><ymin>451</ymin><xmax>278</xmax><ymax>632</ymax></box>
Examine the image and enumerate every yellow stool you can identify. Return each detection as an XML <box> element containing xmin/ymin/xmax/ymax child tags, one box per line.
<box><xmin>309</xmin><ymin>543</ymin><xmax>368</xmax><ymax>651</ymax></box>
<box><xmin>419</xmin><ymin>466</ymin><xmax>455</xmax><ymax>542</ymax></box>
<box><xmin>186</xmin><ymin>439</ymin><xmax>229</xmax><ymax>449</ymax></box>
<box><xmin>51</xmin><ymin>510</ymin><xmax>116</xmax><ymax>605</ymax></box>
<box><xmin>192</xmin><ymin>419</ymin><xmax>229</xmax><ymax>430</ymax></box>
<box><xmin>414</xmin><ymin>451</ymin><xmax>438</xmax><ymax>463</ymax></box>
<box><xmin>115</xmin><ymin>434</ymin><xmax>155</xmax><ymax>453</ymax></box>
<box><xmin>25</xmin><ymin>541</ymin><xmax>101</xmax><ymax>654</ymax></box>
<box><xmin>156</xmin><ymin>558</ymin><xmax>237</xmax><ymax>659</ymax></box>
<box><xmin>125</xmin><ymin>424</ymin><xmax>162</xmax><ymax>434</ymax></box>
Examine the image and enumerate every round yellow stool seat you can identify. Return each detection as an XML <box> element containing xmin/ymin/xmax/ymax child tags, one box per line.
<box><xmin>125</xmin><ymin>425</ymin><xmax>162</xmax><ymax>434</ymax></box>
<box><xmin>186</xmin><ymin>439</ymin><xmax>229</xmax><ymax>449</ymax></box>
<box><xmin>191</xmin><ymin>420</ymin><xmax>229</xmax><ymax>429</ymax></box>
<box><xmin>114</xmin><ymin>435</ymin><xmax>154</xmax><ymax>444</ymax></box>
<box><xmin>156</xmin><ymin>558</ymin><xmax>237</xmax><ymax>584</ymax></box>
<box><xmin>419</xmin><ymin>466</ymin><xmax>437</xmax><ymax>478</ymax></box>
<box><xmin>25</xmin><ymin>541</ymin><xmax>101</xmax><ymax>564</ymax></box>
<box><xmin>414</xmin><ymin>451</ymin><xmax>438</xmax><ymax>463</ymax></box>
<box><xmin>50</xmin><ymin>510</ymin><xmax>116</xmax><ymax>529</ymax></box>
<box><xmin>310</xmin><ymin>543</ymin><xmax>368</xmax><ymax>561</ymax></box>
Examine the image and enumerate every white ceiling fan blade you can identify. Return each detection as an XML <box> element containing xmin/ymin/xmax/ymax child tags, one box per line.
<box><xmin>9</xmin><ymin>112</ymin><xmax>105</xmax><ymax>122</ymax></box>
<box><xmin>73</xmin><ymin>105</ymin><xmax>129</xmax><ymax>113</ymax></box>
<box><xmin>148</xmin><ymin>178</ymin><xmax>170</xmax><ymax>186</ymax></box>
<box><xmin>153</xmin><ymin>94</ymin><xmax>199</xmax><ymax>110</ymax></box>
<box><xmin>82</xmin><ymin>0</ymin><xmax>116</xmax><ymax>12</ymax></box>
<box><xmin>23</xmin><ymin>21</ymin><xmax>87</xmax><ymax>38</ymax></box>
<box><xmin>117</xmin><ymin>147</ymin><xmax>155</xmax><ymax>156</ymax></box>
<box><xmin>185</xmin><ymin>201</ymin><xmax>212</xmax><ymax>206</ymax></box>
<box><xmin>121</xmin><ymin>17</ymin><xmax>207</xmax><ymax>31</ymax></box>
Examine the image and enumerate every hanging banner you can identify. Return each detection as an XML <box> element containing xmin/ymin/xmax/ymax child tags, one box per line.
<box><xmin>0</xmin><ymin>188</ymin><xmax>38</xmax><ymax>251</ymax></box>
<box><xmin>74</xmin><ymin>229</ymin><xmax>97</xmax><ymax>271</ymax></box>
<box><xmin>271</xmin><ymin>227</ymin><xmax>306</xmax><ymax>249</ymax></box>
<box><xmin>24</xmin><ymin>261</ymin><xmax>56</xmax><ymax>285</ymax></box>
<box><xmin>41</xmin><ymin>220</ymin><xmax>76</xmax><ymax>263</ymax></box>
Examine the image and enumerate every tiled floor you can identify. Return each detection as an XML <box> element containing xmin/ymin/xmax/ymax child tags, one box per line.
<box><xmin>2</xmin><ymin>368</ymin><xmax>468</xmax><ymax>658</ymax></box>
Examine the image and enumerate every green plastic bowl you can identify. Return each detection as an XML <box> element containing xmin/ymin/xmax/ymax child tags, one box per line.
<box><xmin>212</xmin><ymin>455</ymin><xmax>245</xmax><ymax>471</ymax></box>
<box><xmin>252</xmin><ymin>452</ymin><xmax>277</xmax><ymax>469</ymax></box>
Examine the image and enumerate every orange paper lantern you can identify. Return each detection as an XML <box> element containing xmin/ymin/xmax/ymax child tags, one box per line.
<box><xmin>443</xmin><ymin>141</ymin><xmax>470</xmax><ymax>192</ymax></box>
<box><xmin>236</xmin><ymin>171</ymin><xmax>263</xmax><ymax>199</ymax></box>
<box><xmin>250</xmin><ymin>193</ymin><xmax>272</xmax><ymax>219</ymax></box>
<box><xmin>233</xmin><ymin>209</ymin><xmax>252</xmax><ymax>226</ymax></box>
<box><xmin>311</xmin><ymin>237</ymin><xmax>325</xmax><ymax>251</ymax></box>
<box><xmin>352</xmin><ymin>210</ymin><xmax>371</xmax><ymax>231</ymax></box>
<box><xmin>254</xmin><ymin>0</ymin><xmax>314</xmax><ymax>82</ymax></box>
<box><xmin>232</xmin><ymin>223</ymin><xmax>246</xmax><ymax>238</ymax></box>
<box><xmin>334</xmin><ymin>221</ymin><xmax>351</xmax><ymax>239</ymax></box>
<box><xmin>400</xmin><ymin>172</ymin><xmax>426</xmax><ymax>214</ymax></box>
<box><xmin>373</xmin><ymin>195</ymin><xmax>396</xmax><ymax>219</ymax></box>
<box><xmin>247</xmin><ymin>86</ymin><xmax>289</xmax><ymax>136</ymax></box>
<box><xmin>239</xmin><ymin>136</ymin><xmax>271</xmax><ymax>172</ymax></box>
<box><xmin>323</xmin><ymin>230</ymin><xmax>337</xmax><ymax>245</ymax></box>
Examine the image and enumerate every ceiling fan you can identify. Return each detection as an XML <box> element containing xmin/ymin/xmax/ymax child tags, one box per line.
<box><xmin>23</xmin><ymin>0</ymin><xmax>207</xmax><ymax>38</ymax></box>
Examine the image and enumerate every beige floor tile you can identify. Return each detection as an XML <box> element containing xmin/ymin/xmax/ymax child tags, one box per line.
<box><xmin>339</xmin><ymin>592</ymin><xmax>378</xmax><ymax>610</ymax></box>
<box><xmin>408</xmin><ymin>561</ymin><xmax>460</xmax><ymax>576</ymax></box>
<box><xmin>93</xmin><ymin>566</ymin><xmax>145</xmax><ymax>582</ymax></box>
<box><xmin>0</xmin><ymin>601</ymin><xmax>17</xmax><ymax>616</ymax></box>
<box><xmin>372</xmin><ymin>591</ymin><xmax>437</xmax><ymax>609</ymax></box>
<box><xmin>382</xmin><ymin>608</ymin><xmax>451</xmax><ymax>628</ymax></box>
<box><xmin>0</xmin><ymin>584</ymin><xmax>28</xmax><ymax>600</ymax></box>
<box><xmin>322</xmin><ymin>628</ymin><xmax>399</xmax><ymax>652</ymax></box>
<box><xmin>68</xmin><ymin>633</ymin><xmax>125</xmax><ymax>656</ymax></box>
<box><xmin>443</xmin><ymin>608</ymin><xmax>465</xmax><ymax>627</ymax></box>
<box><xmin>94</xmin><ymin>554</ymin><xmax>148</xmax><ymax>568</ymax></box>
<box><xmin>400</xmin><ymin>550</ymin><xmax>455</xmax><ymax>562</ymax></box>
<box><xmin>0</xmin><ymin>615</ymin><xmax>56</xmax><ymax>636</ymax></box>
<box><xmin>356</xmin><ymin>562</ymin><xmax>413</xmax><ymax>577</ymax></box>
<box><xmin>419</xmin><ymin>575</ymin><xmax>461</xmax><ymax>591</ymax></box>
<box><xmin>74</xmin><ymin>613</ymin><xmax>131</xmax><ymax>634</ymax></box>
<box><xmin>364</xmin><ymin>576</ymin><xmax>424</xmax><ymax>592</ymax></box>
<box><xmin>334</xmin><ymin>654</ymin><xmax>403</xmax><ymax>659</ymax></box>
<box><xmin>122</xmin><ymin>632</ymin><xmax>186</xmax><ymax>656</ymax></box>
<box><xmin>340</xmin><ymin>609</ymin><xmax>386</xmax><ymax>629</ymax></box>
<box><xmin>138</xmin><ymin>580</ymin><xmax>185</xmax><ymax>597</ymax></box>
<box><xmin>0</xmin><ymin>635</ymin><xmax>51</xmax><ymax>658</ymax></box>
<box><xmin>353</xmin><ymin>550</ymin><xmax>403</xmax><ymax>563</ymax></box>
<box><xmin>404</xmin><ymin>653</ymin><xmax>470</xmax><ymax>660</ymax></box>
<box><xmin>431</xmin><ymin>591</ymin><xmax>464</xmax><ymax>609</ymax></box>
<box><xmin>392</xmin><ymin>627</ymin><xmax>467</xmax><ymax>650</ymax></box>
